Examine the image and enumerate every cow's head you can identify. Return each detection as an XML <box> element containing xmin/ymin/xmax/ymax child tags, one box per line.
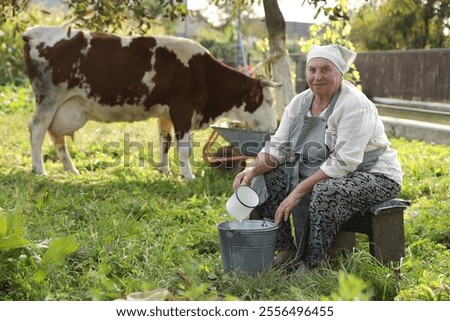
<box><xmin>244</xmin><ymin>78</ymin><xmax>280</xmax><ymax>132</ymax></box>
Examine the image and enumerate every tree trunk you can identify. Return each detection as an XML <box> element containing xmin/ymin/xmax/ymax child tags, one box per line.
<box><xmin>262</xmin><ymin>0</ymin><xmax>295</xmax><ymax>122</ymax></box>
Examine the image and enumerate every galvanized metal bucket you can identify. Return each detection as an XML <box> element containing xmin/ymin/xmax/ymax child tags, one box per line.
<box><xmin>217</xmin><ymin>220</ymin><xmax>278</xmax><ymax>274</ymax></box>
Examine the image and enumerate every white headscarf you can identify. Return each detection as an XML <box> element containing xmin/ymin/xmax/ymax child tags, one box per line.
<box><xmin>306</xmin><ymin>45</ymin><xmax>357</xmax><ymax>75</ymax></box>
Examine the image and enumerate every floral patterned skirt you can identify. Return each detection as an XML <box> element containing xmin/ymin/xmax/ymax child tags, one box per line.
<box><xmin>252</xmin><ymin>168</ymin><xmax>401</xmax><ymax>268</ymax></box>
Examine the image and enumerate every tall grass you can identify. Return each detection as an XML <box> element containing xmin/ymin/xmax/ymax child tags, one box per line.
<box><xmin>0</xmin><ymin>85</ymin><xmax>449</xmax><ymax>301</ymax></box>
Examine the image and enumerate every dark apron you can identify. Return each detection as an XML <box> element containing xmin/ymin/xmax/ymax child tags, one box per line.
<box><xmin>288</xmin><ymin>90</ymin><xmax>341</xmax><ymax>260</ymax></box>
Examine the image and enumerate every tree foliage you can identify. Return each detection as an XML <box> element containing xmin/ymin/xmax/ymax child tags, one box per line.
<box><xmin>0</xmin><ymin>3</ymin><xmax>70</xmax><ymax>85</ymax></box>
<box><xmin>0</xmin><ymin>0</ymin><xmax>357</xmax><ymax>92</ymax></box>
<box><xmin>66</xmin><ymin>0</ymin><xmax>186</xmax><ymax>34</ymax></box>
<box><xmin>1</xmin><ymin>0</ymin><xmax>354</xmax><ymax>35</ymax></box>
<box><xmin>0</xmin><ymin>0</ymin><xmax>187</xmax><ymax>34</ymax></box>
<box><xmin>201</xmin><ymin>0</ymin><xmax>259</xmax><ymax>27</ymax></box>
<box><xmin>0</xmin><ymin>0</ymin><xmax>30</xmax><ymax>26</ymax></box>
<box><xmin>350</xmin><ymin>0</ymin><xmax>450</xmax><ymax>49</ymax></box>
<box><xmin>306</xmin><ymin>0</ymin><xmax>351</xmax><ymax>21</ymax></box>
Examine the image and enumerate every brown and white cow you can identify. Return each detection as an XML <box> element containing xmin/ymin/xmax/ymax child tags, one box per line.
<box><xmin>23</xmin><ymin>25</ymin><xmax>278</xmax><ymax>180</ymax></box>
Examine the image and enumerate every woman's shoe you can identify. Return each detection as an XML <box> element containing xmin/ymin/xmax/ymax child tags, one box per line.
<box><xmin>273</xmin><ymin>249</ymin><xmax>296</xmax><ymax>266</ymax></box>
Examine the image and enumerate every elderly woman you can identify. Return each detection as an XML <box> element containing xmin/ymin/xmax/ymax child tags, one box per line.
<box><xmin>233</xmin><ymin>45</ymin><xmax>403</xmax><ymax>270</ymax></box>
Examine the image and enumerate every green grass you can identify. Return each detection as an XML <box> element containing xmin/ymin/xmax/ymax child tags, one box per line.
<box><xmin>0</xmin><ymin>85</ymin><xmax>449</xmax><ymax>301</ymax></box>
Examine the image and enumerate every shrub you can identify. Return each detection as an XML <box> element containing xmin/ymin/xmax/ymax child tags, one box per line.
<box><xmin>0</xmin><ymin>4</ymin><xmax>67</xmax><ymax>85</ymax></box>
<box><xmin>0</xmin><ymin>20</ymin><xmax>27</xmax><ymax>86</ymax></box>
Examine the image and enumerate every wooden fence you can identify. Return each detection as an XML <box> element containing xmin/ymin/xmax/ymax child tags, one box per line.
<box><xmin>291</xmin><ymin>49</ymin><xmax>450</xmax><ymax>103</ymax></box>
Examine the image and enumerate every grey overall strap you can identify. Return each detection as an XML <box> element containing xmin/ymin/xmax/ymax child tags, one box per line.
<box><xmin>297</xmin><ymin>88</ymin><xmax>341</xmax><ymax>121</ymax></box>
<box><xmin>323</xmin><ymin>88</ymin><xmax>341</xmax><ymax>121</ymax></box>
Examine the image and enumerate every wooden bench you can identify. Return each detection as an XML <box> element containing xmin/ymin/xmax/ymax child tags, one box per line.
<box><xmin>331</xmin><ymin>199</ymin><xmax>410</xmax><ymax>263</ymax></box>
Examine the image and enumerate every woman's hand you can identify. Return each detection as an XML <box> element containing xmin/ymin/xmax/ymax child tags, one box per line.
<box><xmin>274</xmin><ymin>170</ymin><xmax>330</xmax><ymax>224</ymax></box>
<box><xmin>232</xmin><ymin>152</ymin><xmax>279</xmax><ymax>190</ymax></box>
<box><xmin>232</xmin><ymin>170</ymin><xmax>255</xmax><ymax>190</ymax></box>
<box><xmin>275</xmin><ymin>191</ymin><xmax>303</xmax><ymax>224</ymax></box>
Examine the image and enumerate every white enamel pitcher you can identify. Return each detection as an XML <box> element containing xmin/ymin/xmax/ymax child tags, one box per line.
<box><xmin>226</xmin><ymin>184</ymin><xmax>259</xmax><ymax>221</ymax></box>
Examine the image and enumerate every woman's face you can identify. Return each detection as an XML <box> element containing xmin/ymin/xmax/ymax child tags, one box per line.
<box><xmin>306</xmin><ymin>58</ymin><xmax>342</xmax><ymax>97</ymax></box>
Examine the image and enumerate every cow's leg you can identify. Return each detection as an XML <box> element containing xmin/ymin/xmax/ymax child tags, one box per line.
<box><xmin>176</xmin><ymin>132</ymin><xmax>195</xmax><ymax>180</ymax></box>
<box><xmin>48</xmin><ymin>133</ymin><xmax>80</xmax><ymax>174</ymax></box>
<box><xmin>158</xmin><ymin>118</ymin><xmax>173</xmax><ymax>176</ymax></box>
<box><xmin>29</xmin><ymin>100</ymin><xmax>57</xmax><ymax>175</ymax></box>
<box><xmin>29</xmin><ymin>116</ymin><xmax>49</xmax><ymax>175</ymax></box>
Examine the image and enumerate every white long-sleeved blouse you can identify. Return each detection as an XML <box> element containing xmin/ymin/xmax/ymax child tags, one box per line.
<box><xmin>260</xmin><ymin>80</ymin><xmax>403</xmax><ymax>186</ymax></box>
